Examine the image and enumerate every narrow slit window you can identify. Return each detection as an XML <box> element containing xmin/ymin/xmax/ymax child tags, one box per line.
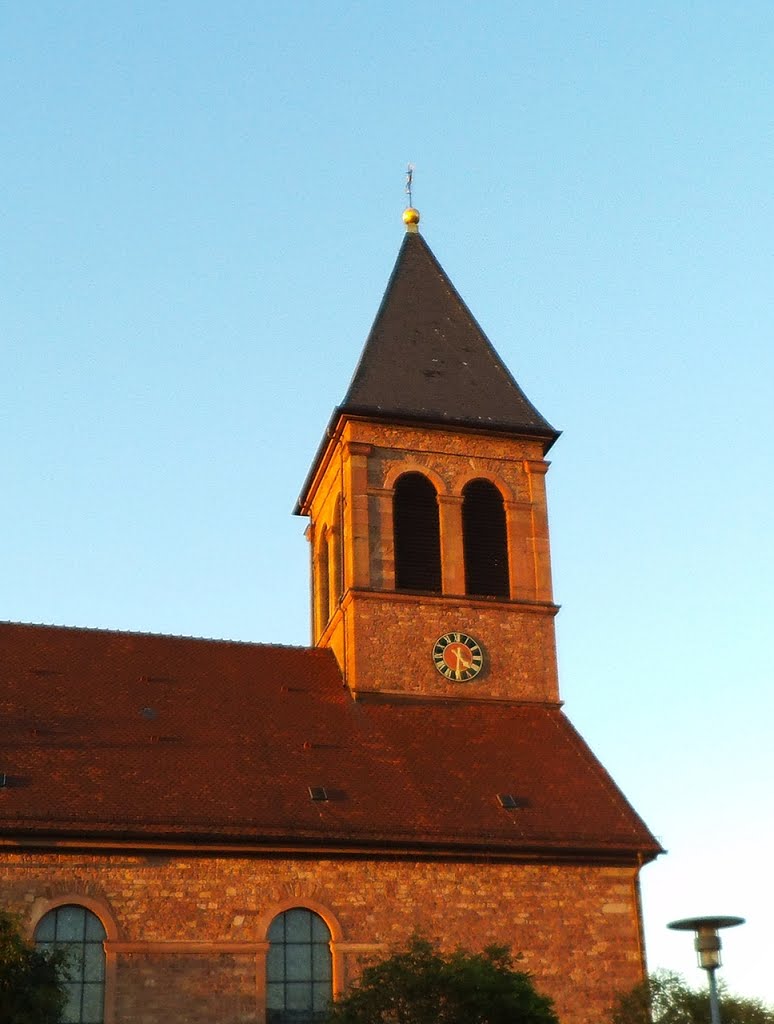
<box><xmin>315</xmin><ymin>532</ymin><xmax>330</xmax><ymax>633</ymax></box>
<box><xmin>330</xmin><ymin>496</ymin><xmax>344</xmax><ymax>604</ymax></box>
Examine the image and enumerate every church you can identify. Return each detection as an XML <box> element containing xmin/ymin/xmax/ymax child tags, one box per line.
<box><xmin>0</xmin><ymin>206</ymin><xmax>661</xmax><ymax>1024</ymax></box>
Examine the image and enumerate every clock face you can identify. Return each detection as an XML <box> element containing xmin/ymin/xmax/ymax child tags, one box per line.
<box><xmin>432</xmin><ymin>632</ymin><xmax>484</xmax><ymax>682</ymax></box>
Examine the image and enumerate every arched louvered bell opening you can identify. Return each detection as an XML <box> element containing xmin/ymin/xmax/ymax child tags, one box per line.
<box><xmin>393</xmin><ymin>472</ymin><xmax>442</xmax><ymax>592</ymax></box>
<box><xmin>462</xmin><ymin>478</ymin><xmax>509</xmax><ymax>598</ymax></box>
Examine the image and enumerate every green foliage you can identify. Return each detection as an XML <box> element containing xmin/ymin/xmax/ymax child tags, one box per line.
<box><xmin>0</xmin><ymin>910</ymin><xmax>68</xmax><ymax>1024</ymax></box>
<box><xmin>612</xmin><ymin>970</ymin><xmax>774</xmax><ymax>1024</ymax></box>
<box><xmin>326</xmin><ymin>934</ymin><xmax>559</xmax><ymax>1024</ymax></box>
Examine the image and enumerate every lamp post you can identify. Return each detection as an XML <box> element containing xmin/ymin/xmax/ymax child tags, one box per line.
<box><xmin>667</xmin><ymin>915</ymin><xmax>745</xmax><ymax>1024</ymax></box>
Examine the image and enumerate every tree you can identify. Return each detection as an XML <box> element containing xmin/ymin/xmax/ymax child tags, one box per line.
<box><xmin>612</xmin><ymin>970</ymin><xmax>774</xmax><ymax>1024</ymax></box>
<box><xmin>0</xmin><ymin>910</ymin><xmax>68</xmax><ymax>1024</ymax></box>
<box><xmin>326</xmin><ymin>935</ymin><xmax>559</xmax><ymax>1024</ymax></box>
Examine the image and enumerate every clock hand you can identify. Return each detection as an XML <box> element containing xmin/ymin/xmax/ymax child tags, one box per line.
<box><xmin>452</xmin><ymin>646</ymin><xmax>472</xmax><ymax>672</ymax></box>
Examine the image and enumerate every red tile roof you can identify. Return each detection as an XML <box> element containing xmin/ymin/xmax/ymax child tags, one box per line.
<box><xmin>0</xmin><ymin>621</ymin><xmax>660</xmax><ymax>861</ymax></box>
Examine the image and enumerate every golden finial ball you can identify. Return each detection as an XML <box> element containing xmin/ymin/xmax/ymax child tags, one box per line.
<box><xmin>402</xmin><ymin>207</ymin><xmax>420</xmax><ymax>226</ymax></box>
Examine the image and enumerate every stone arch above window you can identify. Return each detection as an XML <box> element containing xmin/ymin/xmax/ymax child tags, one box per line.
<box><xmin>34</xmin><ymin>903</ymin><xmax>107</xmax><ymax>1024</ymax></box>
<box><xmin>462</xmin><ymin>478</ymin><xmax>510</xmax><ymax>598</ymax></box>
<box><xmin>393</xmin><ymin>472</ymin><xmax>442</xmax><ymax>593</ymax></box>
<box><xmin>383</xmin><ymin>461</ymin><xmax>446</xmax><ymax>494</ymax></box>
<box><xmin>267</xmin><ymin>907</ymin><xmax>333</xmax><ymax>1024</ymax></box>
<box><xmin>452</xmin><ymin>468</ymin><xmax>515</xmax><ymax>504</ymax></box>
<box><xmin>28</xmin><ymin>895</ymin><xmax>119</xmax><ymax>942</ymax></box>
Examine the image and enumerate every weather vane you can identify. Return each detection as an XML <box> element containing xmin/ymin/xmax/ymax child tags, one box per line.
<box><xmin>402</xmin><ymin>164</ymin><xmax>420</xmax><ymax>230</ymax></box>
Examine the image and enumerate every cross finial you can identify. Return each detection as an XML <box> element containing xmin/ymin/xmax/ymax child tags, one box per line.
<box><xmin>402</xmin><ymin>164</ymin><xmax>420</xmax><ymax>231</ymax></box>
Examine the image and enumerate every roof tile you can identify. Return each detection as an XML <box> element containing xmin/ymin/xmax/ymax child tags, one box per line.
<box><xmin>0</xmin><ymin>621</ymin><xmax>660</xmax><ymax>859</ymax></box>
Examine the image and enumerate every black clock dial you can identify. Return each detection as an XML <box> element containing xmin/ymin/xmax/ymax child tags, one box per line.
<box><xmin>432</xmin><ymin>632</ymin><xmax>484</xmax><ymax>682</ymax></box>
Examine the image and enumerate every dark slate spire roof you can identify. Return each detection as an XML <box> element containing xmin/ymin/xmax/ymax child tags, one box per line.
<box><xmin>340</xmin><ymin>229</ymin><xmax>559</xmax><ymax>444</ymax></box>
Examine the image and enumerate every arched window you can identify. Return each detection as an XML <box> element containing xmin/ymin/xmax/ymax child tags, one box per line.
<box><xmin>393</xmin><ymin>473</ymin><xmax>441</xmax><ymax>592</ymax></box>
<box><xmin>462</xmin><ymin>479</ymin><xmax>509</xmax><ymax>598</ymax></box>
<box><xmin>35</xmin><ymin>904</ymin><xmax>106</xmax><ymax>1024</ymax></box>
<box><xmin>267</xmin><ymin>908</ymin><xmax>332</xmax><ymax>1024</ymax></box>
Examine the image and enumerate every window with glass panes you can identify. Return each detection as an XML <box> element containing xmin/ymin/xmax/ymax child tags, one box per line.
<box><xmin>267</xmin><ymin>908</ymin><xmax>332</xmax><ymax>1024</ymax></box>
<box><xmin>35</xmin><ymin>905</ymin><xmax>106</xmax><ymax>1024</ymax></box>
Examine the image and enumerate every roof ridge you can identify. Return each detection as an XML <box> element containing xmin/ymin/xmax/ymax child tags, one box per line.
<box><xmin>0</xmin><ymin>619</ymin><xmax>317</xmax><ymax>653</ymax></box>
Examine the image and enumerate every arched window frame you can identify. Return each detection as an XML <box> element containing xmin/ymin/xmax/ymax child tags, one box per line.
<box><xmin>263</xmin><ymin>903</ymin><xmax>339</xmax><ymax>1024</ymax></box>
<box><xmin>392</xmin><ymin>471</ymin><xmax>442</xmax><ymax>593</ymax></box>
<box><xmin>29</xmin><ymin>896</ymin><xmax>118</xmax><ymax>1024</ymax></box>
<box><xmin>461</xmin><ymin>477</ymin><xmax>511</xmax><ymax>598</ymax></box>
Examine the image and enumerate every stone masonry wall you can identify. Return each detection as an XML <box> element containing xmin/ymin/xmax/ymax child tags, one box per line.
<box><xmin>1</xmin><ymin>849</ymin><xmax>646</xmax><ymax>1024</ymax></box>
<box><xmin>346</xmin><ymin>590</ymin><xmax>559</xmax><ymax>701</ymax></box>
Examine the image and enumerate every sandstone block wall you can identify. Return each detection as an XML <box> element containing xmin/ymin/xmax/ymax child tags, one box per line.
<box><xmin>1</xmin><ymin>850</ymin><xmax>646</xmax><ymax>1024</ymax></box>
<box><xmin>344</xmin><ymin>590</ymin><xmax>559</xmax><ymax>701</ymax></box>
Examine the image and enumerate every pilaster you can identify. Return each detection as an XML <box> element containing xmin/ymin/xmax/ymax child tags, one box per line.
<box><xmin>505</xmin><ymin>499</ymin><xmax>537</xmax><ymax>601</ymax></box>
<box><xmin>524</xmin><ymin>459</ymin><xmax>554</xmax><ymax>604</ymax></box>
<box><xmin>438</xmin><ymin>494</ymin><xmax>465</xmax><ymax>595</ymax></box>
<box><xmin>343</xmin><ymin>442</ymin><xmax>371</xmax><ymax>590</ymax></box>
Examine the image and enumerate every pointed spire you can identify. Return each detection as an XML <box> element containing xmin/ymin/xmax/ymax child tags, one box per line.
<box><xmin>340</xmin><ymin>227</ymin><xmax>558</xmax><ymax>446</ymax></box>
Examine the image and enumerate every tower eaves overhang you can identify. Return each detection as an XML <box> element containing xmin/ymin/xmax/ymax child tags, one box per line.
<box><xmin>294</xmin><ymin>406</ymin><xmax>558</xmax><ymax>516</ymax></box>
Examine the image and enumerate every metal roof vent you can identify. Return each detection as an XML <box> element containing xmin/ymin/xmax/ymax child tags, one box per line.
<box><xmin>308</xmin><ymin>786</ymin><xmax>329</xmax><ymax>802</ymax></box>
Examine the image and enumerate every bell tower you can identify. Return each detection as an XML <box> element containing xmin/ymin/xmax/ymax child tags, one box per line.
<box><xmin>296</xmin><ymin>209</ymin><xmax>561</xmax><ymax>703</ymax></box>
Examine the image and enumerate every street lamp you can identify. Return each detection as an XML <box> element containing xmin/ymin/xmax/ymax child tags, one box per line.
<box><xmin>667</xmin><ymin>915</ymin><xmax>745</xmax><ymax>1024</ymax></box>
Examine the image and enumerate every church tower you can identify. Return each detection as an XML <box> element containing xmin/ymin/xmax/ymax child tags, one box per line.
<box><xmin>1</xmin><ymin>204</ymin><xmax>661</xmax><ymax>1024</ymax></box>
<box><xmin>297</xmin><ymin>209</ymin><xmax>562</xmax><ymax>704</ymax></box>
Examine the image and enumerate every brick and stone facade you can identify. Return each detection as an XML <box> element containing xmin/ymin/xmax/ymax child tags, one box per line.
<box><xmin>2</xmin><ymin>851</ymin><xmax>646</xmax><ymax>1024</ymax></box>
<box><xmin>304</xmin><ymin>419</ymin><xmax>559</xmax><ymax>701</ymax></box>
<box><xmin>0</xmin><ymin>219</ymin><xmax>660</xmax><ymax>1024</ymax></box>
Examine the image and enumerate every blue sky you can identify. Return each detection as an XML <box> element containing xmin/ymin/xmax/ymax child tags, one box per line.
<box><xmin>3</xmin><ymin>2</ymin><xmax>773</xmax><ymax>1004</ymax></box>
